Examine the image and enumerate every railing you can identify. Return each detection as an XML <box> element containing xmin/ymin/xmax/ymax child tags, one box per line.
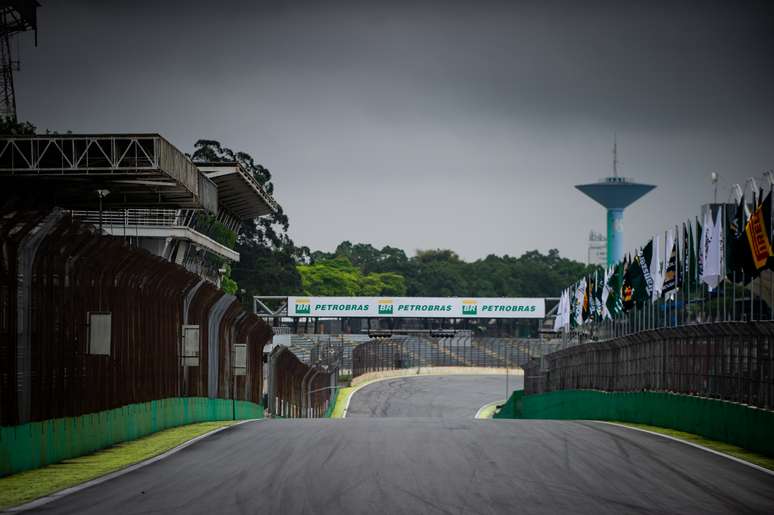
<box><xmin>70</xmin><ymin>208</ymin><xmax>194</xmax><ymax>227</ymax></box>
<box><xmin>528</xmin><ymin>322</ymin><xmax>774</xmax><ymax>410</ymax></box>
<box><xmin>558</xmin><ymin>270</ymin><xmax>774</xmax><ymax>349</ymax></box>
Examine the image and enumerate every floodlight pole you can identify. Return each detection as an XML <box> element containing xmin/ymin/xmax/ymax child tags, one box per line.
<box><xmin>96</xmin><ymin>189</ymin><xmax>110</xmax><ymax>233</ymax></box>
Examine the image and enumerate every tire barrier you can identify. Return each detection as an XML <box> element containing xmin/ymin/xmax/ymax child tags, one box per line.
<box><xmin>1</xmin><ymin>396</ymin><xmax>263</xmax><ymax>476</ymax></box>
<box><xmin>525</xmin><ymin>322</ymin><xmax>774</xmax><ymax>410</ymax></box>
<box><xmin>494</xmin><ymin>389</ymin><xmax>774</xmax><ymax>458</ymax></box>
<box><xmin>0</xmin><ymin>209</ymin><xmax>273</xmax><ymax>428</ymax></box>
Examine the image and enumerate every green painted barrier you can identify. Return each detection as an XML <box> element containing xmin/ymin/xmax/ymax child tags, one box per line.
<box><xmin>495</xmin><ymin>389</ymin><xmax>774</xmax><ymax>458</ymax></box>
<box><xmin>0</xmin><ymin>397</ymin><xmax>263</xmax><ymax>477</ymax></box>
<box><xmin>324</xmin><ymin>388</ymin><xmax>339</xmax><ymax>418</ymax></box>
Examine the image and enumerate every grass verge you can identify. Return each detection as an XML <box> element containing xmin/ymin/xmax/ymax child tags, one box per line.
<box><xmin>330</xmin><ymin>387</ymin><xmax>355</xmax><ymax>418</ymax></box>
<box><xmin>0</xmin><ymin>420</ymin><xmax>237</xmax><ymax>510</ymax></box>
<box><xmin>615</xmin><ymin>422</ymin><xmax>774</xmax><ymax>472</ymax></box>
<box><xmin>475</xmin><ymin>400</ymin><xmax>504</xmax><ymax>419</ymax></box>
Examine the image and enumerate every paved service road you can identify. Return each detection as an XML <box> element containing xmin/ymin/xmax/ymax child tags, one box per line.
<box><xmin>346</xmin><ymin>374</ymin><xmax>519</xmax><ymax>418</ymax></box>
<box><xmin>26</xmin><ymin>376</ymin><xmax>774</xmax><ymax>514</ymax></box>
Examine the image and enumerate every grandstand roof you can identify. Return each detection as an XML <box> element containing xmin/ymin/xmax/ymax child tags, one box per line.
<box><xmin>197</xmin><ymin>162</ymin><xmax>278</xmax><ymax>219</ymax></box>
<box><xmin>0</xmin><ymin>134</ymin><xmax>218</xmax><ymax>213</ymax></box>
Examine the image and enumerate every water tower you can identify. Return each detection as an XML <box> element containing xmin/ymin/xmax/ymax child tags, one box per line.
<box><xmin>575</xmin><ymin>140</ymin><xmax>655</xmax><ymax>267</ymax></box>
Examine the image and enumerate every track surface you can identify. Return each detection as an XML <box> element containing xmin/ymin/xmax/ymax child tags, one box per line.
<box><xmin>26</xmin><ymin>376</ymin><xmax>774</xmax><ymax>514</ymax></box>
<box><xmin>346</xmin><ymin>374</ymin><xmax>518</xmax><ymax>418</ymax></box>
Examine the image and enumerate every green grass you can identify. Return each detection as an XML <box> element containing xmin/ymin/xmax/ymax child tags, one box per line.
<box><xmin>475</xmin><ymin>400</ymin><xmax>504</xmax><ymax>419</ymax></box>
<box><xmin>615</xmin><ymin>422</ymin><xmax>774</xmax><ymax>471</ymax></box>
<box><xmin>0</xmin><ymin>420</ymin><xmax>237</xmax><ymax>510</ymax></box>
<box><xmin>330</xmin><ymin>386</ymin><xmax>356</xmax><ymax>418</ymax></box>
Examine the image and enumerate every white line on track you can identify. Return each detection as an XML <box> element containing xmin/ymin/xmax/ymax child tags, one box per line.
<box><xmin>5</xmin><ymin>419</ymin><xmax>262</xmax><ymax>513</ymax></box>
<box><xmin>596</xmin><ymin>421</ymin><xmax>774</xmax><ymax>477</ymax></box>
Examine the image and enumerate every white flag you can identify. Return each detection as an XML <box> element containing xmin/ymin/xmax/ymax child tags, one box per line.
<box><xmin>574</xmin><ymin>278</ymin><xmax>586</xmax><ymax>326</ymax></box>
<box><xmin>553</xmin><ymin>290</ymin><xmax>566</xmax><ymax>332</ymax></box>
<box><xmin>650</xmin><ymin>233</ymin><xmax>663</xmax><ymax>300</ymax></box>
<box><xmin>702</xmin><ymin>209</ymin><xmax>723</xmax><ymax>290</ymax></box>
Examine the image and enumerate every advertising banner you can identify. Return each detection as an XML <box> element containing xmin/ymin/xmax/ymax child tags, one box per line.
<box><xmin>287</xmin><ymin>297</ymin><xmax>544</xmax><ymax>319</ymax></box>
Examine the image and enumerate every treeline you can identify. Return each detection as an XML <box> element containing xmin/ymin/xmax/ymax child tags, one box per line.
<box><xmin>297</xmin><ymin>242</ymin><xmax>596</xmax><ymax>298</ymax></box>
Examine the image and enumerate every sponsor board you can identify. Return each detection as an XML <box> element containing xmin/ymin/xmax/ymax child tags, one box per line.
<box><xmin>287</xmin><ymin>297</ymin><xmax>544</xmax><ymax>318</ymax></box>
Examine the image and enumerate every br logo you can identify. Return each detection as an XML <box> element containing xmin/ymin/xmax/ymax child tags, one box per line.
<box><xmin>295</xmin><ymin>300</ymin><xmax>311</xmax><ymax>315</ymax></box>
<box><xmin>378</xmin><ymin>301</ymin><xmax>393</xmax><ymax>315</ymax></box>
<box><xmin>462</xmin><ymin>300</ymin><xmax>477</xmax><ymax>316</ymax></box>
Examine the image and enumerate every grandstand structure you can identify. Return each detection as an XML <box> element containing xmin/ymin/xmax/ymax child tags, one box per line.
<box><xmin>0</xmin><ymin>134</ymin><xmax>278</xmax><ymax>284</ymax></box>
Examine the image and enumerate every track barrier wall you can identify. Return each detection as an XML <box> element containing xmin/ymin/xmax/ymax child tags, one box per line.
<box><xmin>0</xmin><ymin>209</ymin><xmax>273</xmax><ymax>427</ymax></box>
<box><xmin>0</xmin><ymin>397</ymin><xmax>263</xmax><ymax>476</ymax></box>
<box><xmin>495</xmin><ymin>389</ymin><xmax>774</xmax><ymax>457</ymax></box>
<box><xmin>527</xmin><ymin>322</ymin><xmax>774</xmax><ymax>410</ymax></box>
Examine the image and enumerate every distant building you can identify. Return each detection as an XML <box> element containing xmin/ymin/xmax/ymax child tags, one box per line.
<box><xmin>587</xmin><ymin>230</ymin><xmax>607</xmax><ymax>266</ymax></box>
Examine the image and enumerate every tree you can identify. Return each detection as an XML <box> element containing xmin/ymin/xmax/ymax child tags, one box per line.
<box><xmin>298</xmin><ymin>257</ymin><xmax>407</xmax><ymax>296</ymax></box>
<box><xmin>300</xmin><ymin>242</ymin><xmax>594</xmax><ymax>298</ymax></box>
<box><xmin>191</xmin><ymin>140</ymin><xmax>302</xmax><ymax>297</ymax></box>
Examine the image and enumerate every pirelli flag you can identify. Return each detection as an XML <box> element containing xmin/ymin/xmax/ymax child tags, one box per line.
<box><xmin>745</xmin><ymin>189</ymin><xmax>774</xmax><ymax>273</ymax></box>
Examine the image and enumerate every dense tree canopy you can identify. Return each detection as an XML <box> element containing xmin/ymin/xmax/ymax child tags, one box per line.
<box><xmin>191</xmin><ymin>140</ymin><xmax>301</xmax><ymax>299</ymax></box>
<box><xmin>304</xmin><ymin>242</ymin><xmax>593</xmax><ymax>298</ymax></box>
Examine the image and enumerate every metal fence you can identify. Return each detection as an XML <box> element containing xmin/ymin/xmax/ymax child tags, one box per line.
<box><xmin>526</xmin><ymin>322</ymin><xmax>774</xmax><ymax>410</ymax></box>
<box><xmin>0</xmin><ymin>209</ymin><xmax>272</xmax><ymax>426</ymax></box>
<box><xmin>269</xmin><ymin>347</ymin><xmax>333</xmax><ymax>418</ymax></box>
<box><xmin>351</xmin><ymin>333</ymin><xmax>554</xmax><ymax>377</ymax></box>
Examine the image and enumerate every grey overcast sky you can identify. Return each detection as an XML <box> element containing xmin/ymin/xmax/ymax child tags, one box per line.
<box><xmin>16</xmin><ymin>0</ymin><xmax>774</xmax><ymax>262</ymax></box>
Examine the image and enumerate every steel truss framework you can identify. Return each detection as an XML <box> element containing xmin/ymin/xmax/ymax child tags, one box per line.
<box><xmin>0</xmin><ymin>134</ymin><xmax>218</xmax><ymax>212</ymax></box>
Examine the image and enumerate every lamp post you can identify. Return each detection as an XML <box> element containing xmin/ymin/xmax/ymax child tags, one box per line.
<box><xmin>96</xmin><ymin>189</ymin><xmax>110</xmax><ymax>232</ymax></box>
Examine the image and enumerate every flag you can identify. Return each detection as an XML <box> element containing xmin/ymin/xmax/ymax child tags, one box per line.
<box><xmin>632</xmin><ymin>240</ymin><xmax>654</xmax><ymax>304</ymax></box>
<box><xmin>702</xmin><ymin>208</ymin><xmax>723</xmax><ymax>290</ymax></box>
<box><xmin>726</xmin><ymin>194</ymin><xmax>756</xmax><ymax>283</ymax></box>
<box><xmin>601</xmin><ymin>266</ymin><xmax>612</xmax><ymax>319</ymax></box>
<box><xmin>681</xmin><ymin>223</ymin><xmax>690</xmax><ymax>290</ymax></box>
<box><xmin>651</xmin><ymin>234</ymin><xmax>663</xmax><ymax>300</ymax></box>
<box><xmin>605</xmin><ymin>262</ymin><xmax>624</xmax><ymax>318</ymax></box>
<box><xmin>574</xmin><ymin>279</ymin><xmax>586</xmax><ymax>327</ymax></box>
<box><xmin>663</xmin><ymin>228</ymin><xmax>679</xmax><ymax>295</ymax></box>
<box><xmin>569</xmin><ymin>284</ymin><xmax>578</xmax><ymax>329</ymax></box>
<box><xmin>688</xmin><ymin>221</ymin><xmax>697</xmax><ymax>286</ymax></box>
<box><xmin>582</xmin><ymin>276</ymin><xmax>590</xmax><ymax>322</ymax></box>
<box><xmin>745</xmin><ymin>189</ymin><xmax>773</xmax><ymax>273</ymax></box>
<box><xmin>622</xmin><ymin>255</ymin><xmax>636</xmax><ymax>311</ymax></box>
<box><xmin>554</xmin><ymin>289</ymin><xmax>569</xmax><ymax>332</ymax></box>
<box><xmin>696</xmin><ymin>216</ymin><xmax>704</xmax><ymax>281</ymax></box>
<box><xmin>594</xmin><ymin>269</ymin><xmax>605</xmax><ymax>320</ymax></box>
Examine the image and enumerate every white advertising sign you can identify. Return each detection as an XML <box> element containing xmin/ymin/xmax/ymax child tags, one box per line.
<box><xmin>287</xmin><ymin>297</ymin><xmax>544</xmax><ymax>319</ymax></box>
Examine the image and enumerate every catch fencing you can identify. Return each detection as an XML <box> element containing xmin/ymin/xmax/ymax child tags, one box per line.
<box><xmin>351</xmin><ymin>334</ymin><xmax>553</xmax><ymax>377</ymax></box>
<box><xmin>0</xmin><ymin>209</ymin><xmax>273</xmax><ymax>427</ymax></box>
<box><xmin>525</xmin><ymin>321</ymin><xmax>774</xmax><ymax>410</ymax></box>
<box><xmin>269</xmin><ymin>347</ymin><xmax>333</xmax><ymax>418</ymax></box>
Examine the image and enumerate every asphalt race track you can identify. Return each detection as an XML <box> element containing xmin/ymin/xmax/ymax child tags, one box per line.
<box><xmin>346</xmin><ymin>374</ymin><xmax>518</xmax><ymax>418</ymax></box>
<box><xmin>25</xmin><ymin>376</ymin><xmax>774</xmax><ymax>514</ymax></box>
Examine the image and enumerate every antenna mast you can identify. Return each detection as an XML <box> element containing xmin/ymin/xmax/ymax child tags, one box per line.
<box><xmin>0</xmin><ymin>1</ymin><xmax>38</xmax><ymax>121</ymax></box>
<box><xmin>612</xmin><ymin>134</ymin><xmax>618</xmax><ymax>177</ymax></box>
